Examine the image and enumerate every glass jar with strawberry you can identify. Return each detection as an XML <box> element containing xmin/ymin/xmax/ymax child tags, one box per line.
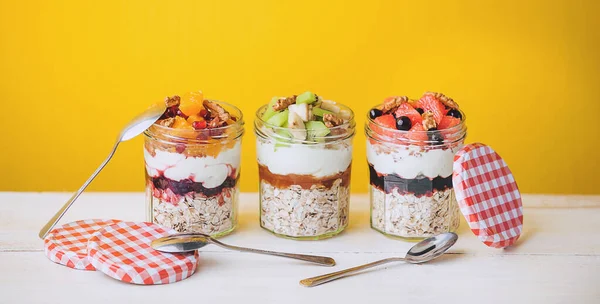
<box><xmin>254</xmin><ymin>92</ymin><xmax>356</xmax><ymax>240</ymax></box>
<box><xmin>144</xmin><ymin>92</ymin><xmax>244</xmax><ymax>238</ymax></box>
<box><xmin>366</xmin><ymin>92</ymin><xmax>466</xmax><ymax>240</ymax></box>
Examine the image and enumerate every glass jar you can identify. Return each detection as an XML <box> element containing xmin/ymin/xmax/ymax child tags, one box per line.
<box><xmin>143</xmin><ymin>101</ymin><xmax>244</xmax><ymax>238</ymax></box>
<box><xmin>254</xmin><ymin>104</ymin><xmax>356</xmax><ymax>240</ymax></box>
<box><xmin>366</xmin><ymin>107</ymin><xmax>466</xmax><ymax>241</ymax></box>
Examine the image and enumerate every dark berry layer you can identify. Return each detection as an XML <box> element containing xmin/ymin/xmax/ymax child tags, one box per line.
<box><xmin>369</xmin><ymin>164</ymin><xmax>452</xmax><ymax>196</ymax></box>
<box><xmin>151</xmin><ymin>175</ymin><xmax>238</xmax><ymax>197</ymax></box>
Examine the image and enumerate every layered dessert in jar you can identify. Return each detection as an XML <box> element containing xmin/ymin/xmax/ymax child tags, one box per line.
<box><xmin>254</xmin><ymin>92</ymin><xmax>355</xmax><ymax>240</ymax></box>
<box><xmin>144</xmin><ymin>92</ymin><xmax>244</xmax><ymax>237</ymax></box>
<box><xmin>366</xmin><ymin>92</ymin><xmax>466</xmax><ymax>240</ymax></box>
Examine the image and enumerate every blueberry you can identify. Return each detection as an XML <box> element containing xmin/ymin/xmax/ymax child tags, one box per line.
<box><xmin>427</xmin><ymin>128</ymin><xmax>444</xmax><ymax>145</ymax></box>
<box><xmin>416</xmin><ymin>107</ymin><xmax>424</xmax><ymax>115</ymax></box>
<box><xmin>446</xmin><ymin>109</ymin><xmax>462</xmax><ymax>120</ymax></box>
<box><xmin>369</xmin><ymin>108</ymin><xmax>383</xmax><ymax>119</ymax></box>
<box><xmin>395</xmin><ymin>116</ymin><xmax>412</xmax><ymax>131</ymax></box>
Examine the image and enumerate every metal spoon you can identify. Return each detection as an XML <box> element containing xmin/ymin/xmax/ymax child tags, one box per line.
<box><xmin>152</xmin><ymin>233</ymin><xmax>336</xmax><ymax>267</ymax></box>
<box><xmin>38</xmin><ymin>104</ymin><xmax>166</xmax><ymax>239</ymax></box>
<box><xmin>300</xmin><ymin>232</ymin><xmax>458</xmax><ymax>287</ymax></box>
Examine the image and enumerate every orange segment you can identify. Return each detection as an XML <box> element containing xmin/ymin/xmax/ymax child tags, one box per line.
<box><xmin>172</xmin><ymin>116</ymin><xmax>193</xmax><ymax>129</ymax></box>
<box><xmin>179</xmin><ymin>91</ymin><xmax>205</xmax><ymax>116</ymax></box>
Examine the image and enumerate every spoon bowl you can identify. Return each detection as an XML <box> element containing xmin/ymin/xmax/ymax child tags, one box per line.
<box><xmin>38</xmin><ymin>103</ymin><xmax>166</xmax><ymax>239</ymax></box>
<box><xmin>300</xmin><ymin>232</ymin><xmax>458</xmax><ymax>287</ymax></box>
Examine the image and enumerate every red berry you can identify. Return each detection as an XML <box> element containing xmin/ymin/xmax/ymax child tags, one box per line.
<box><xmin>394</xmin><ymin>103</ymin><xmax>423</xmax><ymax>127</ymax></box>
<box><xmin>175</xmin><ymin>143</ymin><xmax>186</xmax><ymax>153</ymax></box>
<box><xmin>416</xmin><ymin>94</ymin><xmax>446</xmax><ymax>125</ymax></box>
<box><xmin>192</xmin><ymin>120</ymin><xmax>207</xmax><ymax>129</ymax></box>
<box><xmin>438</xmin><ymin>116</ymin><xmax>461</xmax><ymax>129</ymax></box>
<box><xmin>199</xmin><ymin>109</ymin><xmax>209</xmax><ymax>118</ymax></box>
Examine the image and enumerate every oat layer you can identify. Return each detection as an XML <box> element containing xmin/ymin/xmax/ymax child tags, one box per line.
<box><xmin>150</xmin><ymin>187</ymin><xmax>238</xmax><ymax>237</ymax></box>
<box><xmin>260</xmin><ymin>179</ymin><xmax>349</xmax><ymax>239</ymax></box>
<box><xmin>370</xmin><ymin>186</ymin><xmax>460</xmax><ymax>238</ymax></box>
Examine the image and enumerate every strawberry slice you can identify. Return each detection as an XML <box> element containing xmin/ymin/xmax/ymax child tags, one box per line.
<box><xmin>394</xmin><ymin>103</ymin><xmax>423</xmax><ymax>127</ymax></box>
<box><xmin>438</xmin><ymin>116</ymin><xmax>461</xmax><ymax>129</ymax></box>
<box><xmin>416</xmin><ymin>94</ymin><xmax>446</xmax><ymax>125</ymax></box>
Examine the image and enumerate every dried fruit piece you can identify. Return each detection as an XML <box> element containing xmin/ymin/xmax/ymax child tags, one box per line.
<box><xmin>421</xmin><ymin>111</ymin><xmax>437</xmax><ymax>130</ymax></box>
<box><xmin>192</xmin><ymin>120</ymin><xmax>207</xmax><ymax>130</ymax></box>
<box><xmin>179</xmin><ymin>91</ymin><xmax>204</xmax><ymax>116</ymax></box>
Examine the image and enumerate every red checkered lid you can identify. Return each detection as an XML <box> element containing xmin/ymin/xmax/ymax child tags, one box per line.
<box><xmin>44</xmin><ymin>219</ymin><xmax>121</xmax><ymax>270</ymax></box>
<box><xmin>453</xmin><ymin>143</ymin><xmax>524</xmax><ymax>248</ymax></box>
<box><xmin>87</xmin><ymin>221</ymin><xmax>199</xmax><ymax>285</ymax></box>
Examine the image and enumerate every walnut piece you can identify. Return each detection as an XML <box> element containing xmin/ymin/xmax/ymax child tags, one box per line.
<box><xmin>323</xmin><ymin>113</ymin><xmax>343</xmax><ymax>128</ymax></box>
<box><xmin>165</xmin><ymin>95</ymin><xmax>181</xmax><ymax>107</ymax></box>
<box><xmin>203</xmin><ymin>100</ymin><xmax>231</xmax><ymax>124</ymax></box>
<box><xmin>422</xmin><ymin>111</ymin><xmax>437</xmax><ymax>130</ymax></box>
<box><xmin>381</xmin><ymin>96</ymin><xmax>408</xmax><ymax>113</ymax></box>
<box><xmin>157</xmin><ymin>117</ymin><xmax>175</xmax><ymax>127</ymax></box>
<box><xmin>424</xmin><ymin>92</ymin><xmax>459</xmax><ymax>109</ymax></box>
<box><xmin>273</xmin><ymin>96</ymin><xmax>296</xmax><ymax>111</ymax></box>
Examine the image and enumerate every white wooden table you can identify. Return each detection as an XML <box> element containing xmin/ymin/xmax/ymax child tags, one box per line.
<box><xmin>1</xmin><ymin>192</ymin><xmax>599</xmax><ymax>304</ymax></box>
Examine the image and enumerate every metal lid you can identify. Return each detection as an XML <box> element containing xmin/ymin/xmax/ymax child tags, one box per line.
<box><xmin>453</xmin><ymin>143</ymin><xmax>524</xmax><ymax>248</ymax></box>
<box><xmin>87</xmin><ymin>221</ymin><xmax>199</xmax><ymax>284</ymax></box>
<box><xmin>44</xmin><ymin>219</ymin><xmax>121</xmax><ymax>270</ymax></box>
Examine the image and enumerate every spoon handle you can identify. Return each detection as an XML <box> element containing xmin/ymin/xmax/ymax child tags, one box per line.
<box><xmin>209</xmin><ymin>239</ymin><xmax>336</xmax><ymax>266</ymax></box>
<box><xmin>38</xmin><ymin>141</ymin><xmax>120</xmax><ymax>239</ymax></box>
<box><xmin>300</xmin><ymin>257</ymin><xmax>404</xmax><ymax>287</ymax></box>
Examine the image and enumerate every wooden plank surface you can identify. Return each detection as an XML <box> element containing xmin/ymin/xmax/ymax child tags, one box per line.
<box><xmin>0</xmin><ymin>192</ymin><xmax>599</xmax><ymax>304</ymax></box>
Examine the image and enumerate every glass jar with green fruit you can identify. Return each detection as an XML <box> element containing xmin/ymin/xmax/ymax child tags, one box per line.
<box><xmin>254</xmin><ymin>92</ymin><xmax>356</xmax><ymax>240</ymax></box>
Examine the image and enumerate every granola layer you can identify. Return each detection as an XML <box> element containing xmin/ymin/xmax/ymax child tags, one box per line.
<box><xmin>149</xmin><ymin>185</ymin><xmax>238</xmax><ymax>236</ymax></box>
<box><xmin>370</xmin><ymin>186</ymin><xmax>460</xmax><ymax>238</ymax></box>
<box><xmin>259</xmin><ymin>179</ymin><xmax>349</xmax><ymax>238</ymax></box>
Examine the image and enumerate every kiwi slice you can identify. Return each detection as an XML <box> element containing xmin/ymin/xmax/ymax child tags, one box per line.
<box><xmin>266</xmin><ymin>109</ymin><xmax>289</xmax><ymax>127</ymax></box>
<box><xmin>261</xmin><ymin>97</ymin><xmax>280</xmax><ymax>121</ymax></box>
<box><xmin>305</xmin><ymin>121</ymin><xmax>330</xmax><ymax>141</ymax></box>
<box><xmin>312</xmin><ymin>107</ymin><xmax>334</xmax><ymax>117</ymax></box>
<box><xmin>296</xmin><ymin>91</ymin><xmax>317</xmax><ymax>104</ymax></box>
<box><xmin>274</xmin><ymin>129</ymin><xmax>293</xmax><ymax>148</ymax></box>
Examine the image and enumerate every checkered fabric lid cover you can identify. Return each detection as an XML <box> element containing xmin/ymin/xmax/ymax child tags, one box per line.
<box><xmin>453</xmin><ymin>143</ymin><xmax>524</xmax><ymax>248</ymax></box>
<box><xmin>87</xmin><ymin>221</ymin><xmax>198</xmax><ymax>285</ymax></box>
<box><xmin>44</xmin><ymin>219</ymin><xmax>122</xmax><ymax>270</ymax></box>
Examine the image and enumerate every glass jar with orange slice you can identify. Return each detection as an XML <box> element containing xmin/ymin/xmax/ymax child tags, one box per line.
<box><xmin>143</xmin><ymin>92</ymin><xmax>244</xmax><ymax>237</ymax></box>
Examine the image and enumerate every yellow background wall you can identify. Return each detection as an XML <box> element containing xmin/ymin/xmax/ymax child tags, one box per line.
<box><xmin>1</xmin><ymin>0</ymin><xmax>598</xmax><ymax>194</ymax></box>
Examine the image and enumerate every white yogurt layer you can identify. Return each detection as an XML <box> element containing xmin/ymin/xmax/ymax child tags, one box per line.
<box><xmin>367</xmin><ymin>141</ymin><xmax>461</xmax><ymax>179</ymax></box>
<box><xmin>256</xmin><ymin>140</ymin><xmax>352</xmax><ymax>177</ymax></box>
<box><xmin>144</xmin><ymin>141</ymin><xmax>241</xmax><ymax>189</ymax></box>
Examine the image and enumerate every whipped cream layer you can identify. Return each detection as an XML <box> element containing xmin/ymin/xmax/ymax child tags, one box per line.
<box><xmin>144</xmin><ymin>141</ymin><xmax>241</xmax><ymax>189</ymax></box>
<box><xmin>256</xmin><ymin>140</ymin><xmax>352</xmax><ymax>178</ymax></box>
<box><xmin>367</xmin><ymin>141</ymin><xmax>461</xmax><ymax>179</ymax></box>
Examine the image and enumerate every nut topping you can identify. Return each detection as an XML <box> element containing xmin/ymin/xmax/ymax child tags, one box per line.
<box><xmin>421</xmin><ymin>111</ymin><xmax>437</xmax><ymax>130</ymax></box>
<box><xmin>273</xmin><ymin>96</ymin><xmax>296</xmax><ymax>111</ymax></box>
<box><xmin>423</xmin><ymin>91</ymin><xmax>459</xmax><ymax>109</ymax></box>
<box><xmin>165</xmin><ymin>95</ymin><xmax>181</xmax><ymax>108</ymax></box>
<box><xmin>381</xmin><ymin>96</ymin><xmax>408</xmax><ymax>113</ymax></box>
<box><xmin>323</xmin><ymin>113</ymin><xmax>343</xmax><ymax>128</ymax></box>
